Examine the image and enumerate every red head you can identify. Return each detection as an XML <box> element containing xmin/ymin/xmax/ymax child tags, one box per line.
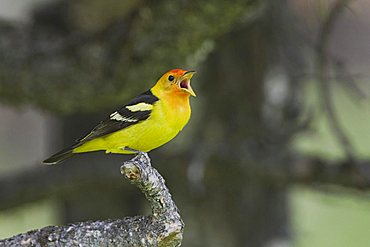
<box><xmin>152</xmin><ymin>69</ymin><xmax>196</xmax><ymax>98</ymax></box>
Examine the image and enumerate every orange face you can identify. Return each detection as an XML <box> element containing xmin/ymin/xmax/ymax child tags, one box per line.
<box><xmin>155</xmin><ymin>69</ymin><xmax>196</xmax><ymax>97</ymax></box>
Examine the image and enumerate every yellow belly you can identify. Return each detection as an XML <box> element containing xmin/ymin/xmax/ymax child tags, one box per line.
<box><xmin>73</xmin><ymin>98</ymin><xmax>191</xmax><ymax>154</ymax></box>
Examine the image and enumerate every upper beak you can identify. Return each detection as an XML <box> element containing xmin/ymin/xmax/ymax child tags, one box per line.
<box><xmin>179</xmin><ymin>71</ymin><xmax>196</xmax><ymax>97</ymax></box>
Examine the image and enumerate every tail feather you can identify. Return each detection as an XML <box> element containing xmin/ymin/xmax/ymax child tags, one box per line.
<box><xmin>43</xmin><ymin>144</ymin><xmax>79</xmax><ymax>165</ymax></box>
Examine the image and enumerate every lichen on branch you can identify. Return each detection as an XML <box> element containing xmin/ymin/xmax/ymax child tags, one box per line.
<box><xmin>0</xmin><ymin>153</ymin><xmax>184</xmax><ymax>247</ymax></box>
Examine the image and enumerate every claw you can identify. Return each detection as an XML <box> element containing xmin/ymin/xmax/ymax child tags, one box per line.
<box><xmin>123</xmin><ymin>147</ymin><xmax>140</xmax><ymax>153</ymax></box>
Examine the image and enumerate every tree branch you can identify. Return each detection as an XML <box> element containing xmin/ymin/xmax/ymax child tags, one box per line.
<box><xmin>1</xmin><ymin>153</ymin><xmax>370</xmax><ymax>215</ymax></box>
<box><xmin>0</xmin><ymin>0</ymin><xmax>257</xmax><ymax>114</ymax></box>
<box><xmin>0</xmin><ymin>158</ymin><xmax>122</xmax><ymax>211</ymax></box>
<box><xmin>0</xmin><ymin>153</ymin><xmax>184</xmax><ymax>247</ymax></box>
<box><xmin>289</xmin><ymin>156</ymin><xmax>370</xmax><ymax>189</ymax></box>
<box><xmin>315</xmin><ymin>0</ymin><xmax>356</xmax><ymax>162</ymax></box>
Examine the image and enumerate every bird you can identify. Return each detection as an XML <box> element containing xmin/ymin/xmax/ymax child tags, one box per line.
<box><xmin>43</xmin><ymin>69</ymin><xmax>196</xmax><ymax>165</ymax></box>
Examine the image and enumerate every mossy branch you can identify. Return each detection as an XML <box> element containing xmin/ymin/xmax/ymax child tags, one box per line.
<box><xmin>0</xmin><ymin>153</ymin><xmax>184</xmax><ymax>247</ymax></box>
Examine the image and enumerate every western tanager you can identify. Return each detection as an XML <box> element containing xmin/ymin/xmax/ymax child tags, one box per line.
<box><xmin>43</xmin><ymin>69</ymin><xmax>196</xmax><ymax>165</ymax></box>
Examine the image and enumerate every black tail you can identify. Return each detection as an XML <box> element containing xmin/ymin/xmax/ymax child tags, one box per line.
<box><xmin>43</xmin><ymin>144</ymin><xmax>79</xmax><ymax>165</ymax></box>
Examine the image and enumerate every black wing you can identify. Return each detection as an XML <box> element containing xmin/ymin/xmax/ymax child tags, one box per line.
<box><xmin>78</xmin><ymin>90</ymin><xmax>159</xmax><ymax>143</ymax></box>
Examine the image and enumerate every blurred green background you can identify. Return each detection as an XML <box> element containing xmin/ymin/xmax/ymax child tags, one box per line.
<box><xmin>1</xmin><ymin>0</ymin><xmax>370</xmax><ymax>246</ymax></box>
<box><xmin>2</xmin><ymin>83</ymin><xmax>370</xmax><ymax>246</ymax></box>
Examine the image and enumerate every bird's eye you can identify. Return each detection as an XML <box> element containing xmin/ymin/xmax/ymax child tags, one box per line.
<box><xmin>168</xmin><ymin>75</ymin><xmax>175</xmax><ymax>82</ymax></box>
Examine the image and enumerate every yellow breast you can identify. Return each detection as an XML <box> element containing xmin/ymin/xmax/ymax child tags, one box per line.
<box><xmin>130</xmin><ymin>97</ymin><xmax>191</xmax><ymax>151</ymax></box>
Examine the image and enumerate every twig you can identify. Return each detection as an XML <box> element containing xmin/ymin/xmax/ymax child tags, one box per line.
<box><xmin>0</xmin><ymin>153</ymin><xmax>184</xmax><ymax>247</ymax></box>
<box><xmin>333</xmin><ymin>58</ymin><xmax>367</xmax><ymax>100</ymax></box>
<box><xmin>315</xmin><ymin>0</ymin><xmax>356</xmax><ymax>162</ymax></box>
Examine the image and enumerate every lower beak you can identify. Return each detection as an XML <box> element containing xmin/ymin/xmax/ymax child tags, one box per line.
<box><xmin>179</xmin><ymin>71</ymin><xmax>196</xmax><ymax>97</ymax></box>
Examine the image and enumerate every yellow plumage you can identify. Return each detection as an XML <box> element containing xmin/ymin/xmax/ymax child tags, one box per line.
<box><xmin>74</xmin><ymin>92</ymin><xmax>191</xmax><ymax>154</ymax></box>
<box><xmin>43</xmin><ymin>69</ymin><xmax>196</xmax><ymax>164</ymax></box>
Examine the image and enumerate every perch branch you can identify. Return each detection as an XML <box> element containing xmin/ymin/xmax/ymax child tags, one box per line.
<box><xmin>0</xmin><ymin>153</ymin><xmax>184</xmax><ymax>247</ymax></box>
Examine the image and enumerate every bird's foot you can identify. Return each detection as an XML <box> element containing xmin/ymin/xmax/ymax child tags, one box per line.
<box><xmin>123</xmin><ymin>147</ymin><xmax>150</xmax><ymax>165</ymax></box>
<box><xmin>123</xmin><ymin>146</ymin><xmax>139</xmax><ymax>153</ymax></box>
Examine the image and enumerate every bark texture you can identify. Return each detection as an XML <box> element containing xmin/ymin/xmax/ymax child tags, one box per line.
<box><xmin>0</xmin><ymin>153</ymin><xmax>184</xmax><ymax>247</ymax></box>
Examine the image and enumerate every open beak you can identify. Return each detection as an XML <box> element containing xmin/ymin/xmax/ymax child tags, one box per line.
<box><xmin>178</xmin><ymin>71</ymin><xmax>196</xmax><ymax>97</ymax></box>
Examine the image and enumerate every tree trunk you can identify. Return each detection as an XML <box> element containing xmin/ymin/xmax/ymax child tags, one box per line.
<box><xmin>178</xmin><ymin>8</ymin><xmax>296</xmax><ymax>245</ymax></box>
